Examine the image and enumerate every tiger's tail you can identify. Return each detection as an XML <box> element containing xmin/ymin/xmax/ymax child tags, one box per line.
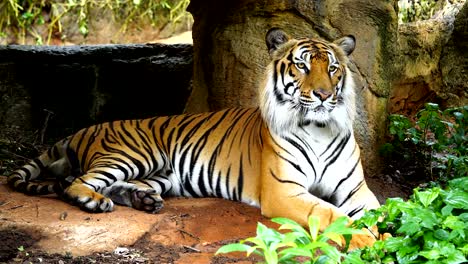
<box><xmin>7</xmin><ymin>137</ymin><xmax>71</xmax><ymax>195</ymax></box>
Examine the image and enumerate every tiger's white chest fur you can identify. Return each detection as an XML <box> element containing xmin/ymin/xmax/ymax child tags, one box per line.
<box><xmin>277</xmin><ymin>123</ymin><xmax>361</xmax><ymax>206</ymax></box>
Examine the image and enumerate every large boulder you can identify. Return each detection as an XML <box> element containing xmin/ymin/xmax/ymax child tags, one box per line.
<box><xmin>389</xmin><ymin>1</ymin><xmax>467</xmax><ymax>115</ymax></box>
<box><xmin>186</xmin><ymin>0</ymin><xmax>400</xmax><ymax>177</ymax></box>
<box><xmin>0</xmin><ymin>44</ymin><xmax>193</xmax><ymax>144</ymax></box>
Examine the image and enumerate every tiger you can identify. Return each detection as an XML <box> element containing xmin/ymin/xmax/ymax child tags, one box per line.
<box><xmin>7</xmin><ymin>28</ymin><xmax>381</xmax><ymax>248</ymax></box>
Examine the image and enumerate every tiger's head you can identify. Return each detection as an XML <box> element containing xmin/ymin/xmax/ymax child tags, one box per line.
<box><xmin>260</xmin><ymin>28</ymin><xmax>357</xmax><ymax>136</ymax></box>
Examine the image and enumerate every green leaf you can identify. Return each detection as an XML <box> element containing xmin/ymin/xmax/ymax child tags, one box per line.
<box><xmin>425</xmin><ymin>103</ymin><xmax>440</xmax><ymax>111</ymax></box>
<box><xmin>444</xmin><ymin>190</ymin><xmax>468</xmax><ymax>209</ymax></box>
<box><xmin>321</xmin><ymin>232</ymin><xmax>343</xmax><ymax>246</ymax></box>
<box><xmin>419</xmin><ymin>249</ymin><xmax>441</xmax><ymax>260</ymax></box>
<box><xmin>278</xmin><ymin>247</ymin><xmax>313</xmax><ymax>260</ymax></box>
<box><xmin>342</xmin><ymin>251</ymin><xmax>366</xmax><ymax>264</ymax></box>
<box><xmin>434</xmin><ymin>229</ymin><xmax>450</xmax><ymax>241</ymax></box>
<box><xmin>397</xmin><ymin>221</ymin><xmax>420</xmax><ymax>236</ymax></box>
<box><xmin>442</xmin><ymin>205</ymin><xmax>454</xmax><ymax>216</ymax></box>
<box><xmin>215</xmin><ymin>243</ymin><xmax>251</xmax><ymax>255</ymax></box>
<box><xmin>79</xmin><ymin>24</ymin><xmax>88</xmax><ymax>36</ymax></box>
<box><xmin>273</xmin><ymin>217</ymin><xmax>311</xmax><ymax>241</ymax></box>
<box><xmin>458</xmin><ymin>213</ymin><xmax>468</xmax><ymax>222</ymax></box>
<box><xmin>384</xmin><ymin>236</ymin><xmax>406</xmax><ymax>252</ymax></box>
<box><xmin>442</xmin><ymin>215</ymin><xmax>465</xmax><ymax>231</ymax></box>
<box><xmin>264</xmin><ymin>249</ymin><xmax>278</xmax><ymax>264</ymax></box>
<box><xmin>319</xmin><ymin>244</ymin><xmax>343</xmax><ymax>262</ymax></box>
<box><xmin>415</xmin><ymin>188</ymin><xmax>440</xmax><ymax>207</ymax></box>
<box><xmin>309</xmin><ymin>215</ymin><xmax>320</xmax><ymax>241</ymax></box>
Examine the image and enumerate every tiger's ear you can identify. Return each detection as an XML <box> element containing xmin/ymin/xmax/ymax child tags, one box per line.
<box><xmin>334</xmin><ymin>35</ymin><xmax>356</xmax><ymax>56</ymax></box>
<box><xmin>265</xmin><ymin>28</ymin><xmax>290</xmax><ymax>56</ymax></box>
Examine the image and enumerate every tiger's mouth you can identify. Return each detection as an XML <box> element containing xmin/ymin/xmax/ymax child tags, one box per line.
<box><xmin>312</xmin><ymin>105</ymin><xmax>327</xmax><ymax>112</ymax></box>
<box><xmin>298</xmin><ymin>100</ymin><xmax>333</xmax><ymax>113</ymax></box>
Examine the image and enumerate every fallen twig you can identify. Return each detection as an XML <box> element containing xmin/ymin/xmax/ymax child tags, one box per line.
<box><xmin>183</xmin><ymin>245</ymin><xmax>200</xmax><ymax>252</ymax></box>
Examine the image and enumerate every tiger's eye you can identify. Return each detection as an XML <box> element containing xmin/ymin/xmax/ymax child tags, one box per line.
<box><xmin>329</xmin><ymin>65</ymin><xmax>338</xmax><ymax>72</ymax></box>
<box><xmin>296</xmin><ymin>62</ymin><xmax>306</xmax><ymax>69</ymax></box>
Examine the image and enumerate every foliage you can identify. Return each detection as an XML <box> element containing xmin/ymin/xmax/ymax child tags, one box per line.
<box><xmin>352</xmin><ymin>177</ymin><xmax>468</xmax><ymax>263</ymax></box>
<box><xmin>216</xmin><ymin>177</ymin><xmax>468</xmax><ymax>263</ymax></box>
<box><xmin>380</xmin><ymin>103</ymin><xmax>467</xmax><ymax>182</ymax></box>
<box><xmin>216</xmin><ymin>216</ymin><xmax>364</xmax><ymax>264</ymax></box>
<box><xmin>398</xmin><ymin>0</ymin><xmax>439</xmax><ymax>23</ymax></box>
<box><xmin>0</xmin><ymin>0</ymin><xmax>192</xmax><ymax>45</ymax></box>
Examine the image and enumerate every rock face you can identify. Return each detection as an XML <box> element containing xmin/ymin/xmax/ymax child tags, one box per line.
<box><xmin>391</xmin><ymin>2</ymin><xmax>467</xmax><ymax>115</ymax></box>
<box><xmin>187</xmin><ymin>0</ymin><xmax>400</xmax><ymax>177</ymax></box>
<box><xmin>0</xmin><ymin>44</ymin><xmax>193</xmax><ymax>144</ymax></box>
<box><xmin>440</xmin><ymin>3</ymin><xmax>468</xmax><ymax>107</ymax></box>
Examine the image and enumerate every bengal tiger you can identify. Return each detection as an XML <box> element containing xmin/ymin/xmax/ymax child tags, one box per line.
<box><xmin>7</xmin><ymin>28</ymin><xmax>381</xmax><ymax>248</ymax></box>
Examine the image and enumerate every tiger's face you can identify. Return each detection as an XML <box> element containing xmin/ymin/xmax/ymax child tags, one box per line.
<box><xmin>260</xmin><ymin>28</ymin><xmax>357</xmax><ymax>135</ymax></box>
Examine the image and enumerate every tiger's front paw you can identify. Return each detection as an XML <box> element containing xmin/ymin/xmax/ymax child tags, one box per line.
<box><xmin>64</xmin><ymin>184</ymin><xmax>114</xmax><ymax>212</ymax></box>
<box><xmin>131</xmin><ymin>189</ymin><xmax>164</xmax><ymax>213</ymax></box>
<box><xmin>348</xmin><ymin>230</ymin><xmax>377</xmax><ymax>250</ymax></box>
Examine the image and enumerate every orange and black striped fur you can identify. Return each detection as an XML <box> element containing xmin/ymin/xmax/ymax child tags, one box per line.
<box><xmin>8</xmin><ymin>28</ymin><xmax>380</xmax><ymax>248</ymax></box>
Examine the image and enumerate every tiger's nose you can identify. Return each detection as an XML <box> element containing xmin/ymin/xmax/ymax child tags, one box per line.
<box><xmin>312</xmin><ymin>89</ymin><xmax>332</xmax><ymax>101</ymax></box>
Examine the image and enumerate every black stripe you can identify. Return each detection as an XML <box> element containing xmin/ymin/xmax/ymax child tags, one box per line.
<box><xmin>330</xmin><ymin>158</ymin><xmax>360</xmax><ymax>197</ymax></box>
<box><xmin>324</xmin><ymin>134</ymin><xmax>350</xmax><ymax>163</ymax></box>
<box><xmin>135</xmin><ymin>121</ymin><xmax>159</xmax><ymax>176</ymax></box>
<box><xmin>197</xmin><ymin>164</ymin><xmax>209</xmax><ymax>197</ymax></box>
<box><xmin>338</xmin><ymin>180</ymin><xmax>364</xmax><ymax>208</ymax></box>
<box><xmin>348</xmin><ymin>205</ymin><xmax>365</xmax><ymax>218</ymax></box>
<box><xmin>116</xmin><ymin>129</ymin><xmax>150</xmax><ymax>178</ymax></box>
<box><xmin>101</xmin><ymin>139</ymin><xmax>145</xmax><ymax>179</ymax></box>
<box><xmin>237</xmin><ymin>156</ymin><xmax>244</xmax><ymax>202</ymax></box>
<box><xmin>270</xmin><ymin>169</ymin><xmax>305</xmax><ymax>188</ymax></box>
<box><xmin>79</xmin><ymin>125</ymin><xmax>101</xmax><ymax>171</ymax></box>
<box><xmin>178</xmin><ymin>143</ymin><xmax>191</xmax><ymax>180</ymax></box>
<box><xmin>277</xmin><ymin>153</ymin><xmax>307</xmax><ymax>178</ymax></box>
<box><xmin>215</xmin><ymin>171</ymin><xmax>223</xmax><ymax>198</ymax></box>
<box><xmin>225</xmin><ymin>166</ymin><xmax>231</xmax><ymax>200</ymax></box>
<box><xmin>283</xmin><ymin>137</ymin><xmax>317</xmax><ymax>180</ymax></box>
<box><xmin>154</xmin><ymin>179</ymin><xmax>167</xmax><ymax>194</ymax></box>
<box><xmin>119</xmin><ymin>123</ymin><xmax>149</xmax><ymax>163</ymax></box>
<box><xmin>180</xmin><ymin>113</ymin><xmax>215</xmax><ymax>147</ymax></box>
<box><xmin>77</xmin><ymin>178</ymin><xmax>99</xmax><ymax>191</ymax></box>
<box><xmin>183</xmin><ymin>172</ymin><xmax>200</xmax><ymax>198</ymax></box>
<box><xmin>291</xmin><ymin>133</ymin><xmax>316</xmax><ymax>158</ymax></box>
<box><xmin>90</xmin><ymin>170</ymin><xmax>118</xmax><ymax>184</ymax></box>
<box><xmin>319</xmin><ymin>135</ymin><xmax>339</xmax><ymax>157</ymax></box>
<box><xmin>18</xmin><ymin>167</ymin><xmax>32</xmax><ymax>181</ymax></box>
<box><xmin>319</xmin><ymin>134</ymin><xmax>351</xmax><ymax>183</ymax></box>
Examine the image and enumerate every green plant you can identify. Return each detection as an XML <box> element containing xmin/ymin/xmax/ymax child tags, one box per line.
<box><xmin>352</xmin><ymin>177</ymin><xmax>468</xmax><ymax>263</ymax></box>
<box><xmin>398</xmin><ymin>0</ymin><xmax>438</xmax><ymax>23</ymax></box>
<box><xmin>0</xmin><ymin>0</ymin><xmax>192</xmax><ymax>45</ymax></box>
<box><xmin>381</xmin><ymin>103</ymin><xmax>467</xmax><ymax>182</ymax></box>
<box><xmin>216</xmin><ymin>216</ymin><xmax>364</xmax><ymax>264</ymax></box>
<box><xmin>216</xmin><ymin>178</ymin><xmax>468</xmax><ymax>264</ymax></box>
<box><xmin>17</xmin><ymin>245</ymin><xmax>30</xmax><ymax>257</ymax></box>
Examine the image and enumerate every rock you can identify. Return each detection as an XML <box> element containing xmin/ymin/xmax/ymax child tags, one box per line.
<box><xmin>187</xmin><ymin>0</ymin><xmax>400</xmax><ymax>177</ymax></box>
<box><xmin>390</xmin><ymin>1</ymin><xmax>467</xmax><ymax>114</ymax></box>
<box><xmin>440</xmin><ymin>2</ymin><xmax>468</xmax><ymax>107</ymax></box>
<box><xmin>0</xmin><ymin>44</ymin><xmax>193</xmax><ymax>144</ymax></box>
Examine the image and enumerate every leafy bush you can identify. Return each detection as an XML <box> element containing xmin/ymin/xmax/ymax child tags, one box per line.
<box><xmin>352</xmin><ymin>177</ymin><xmax>468</xmax><ymax>263</ymax></box>
<box><xmin>0</xmin><ymin>0</ymin><xmax>192</xmax><ymax>44</ymax></box>
<box><xmin>216</xmin><ymin>177</ymin><xmax>468</xmax><ymax>263</ymax></box>
<box><xmin>216</xmin><ymin>216</ymin><xmax>363</xmax><ymax>264</ymax></box>
<box><xmin>398</xmin><ymin>0</ymin><xmax>439</xmax><ymax>23</ymax></box>
<box><xmin>381</xmin><ymin>103</ymin><xmax>467</xmax><ymax>182</ymax></box>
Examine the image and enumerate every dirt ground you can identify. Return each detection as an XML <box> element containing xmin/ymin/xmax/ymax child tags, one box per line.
<box><xmin>0</xmin><ymin>172</ymin><xmax>412</xmax><ymax>264</ymax></box>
